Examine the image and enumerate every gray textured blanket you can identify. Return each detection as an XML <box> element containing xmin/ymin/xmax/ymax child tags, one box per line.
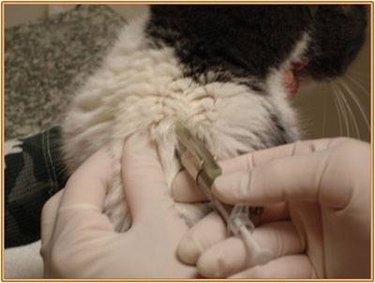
<box><xmin>5</xmin><ymin>5</ymin><xmax>126</xmax><ymax>139</ymax></box>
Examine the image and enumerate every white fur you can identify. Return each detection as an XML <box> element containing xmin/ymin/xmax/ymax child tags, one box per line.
<box><xmin>266</xmin><ymin>32</ymin><xmax>310</xmax><ymax>138</ymax></box>
<box><xmin>62</xmin><ymin>11</ymin><xmax>309</xmax><ymax>231</ymax></box>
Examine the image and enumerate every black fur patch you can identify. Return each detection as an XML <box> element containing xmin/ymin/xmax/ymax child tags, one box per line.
<box><xmin>147</xmin><ymin>5</ymin><xmax>312</xmax><ymax>84</ymax></box>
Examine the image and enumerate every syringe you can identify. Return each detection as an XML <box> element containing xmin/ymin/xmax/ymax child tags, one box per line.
<box><xmin>175</xmin><ymin>122</ymin><xmax>272</xmax><ymax>267</ymax></box>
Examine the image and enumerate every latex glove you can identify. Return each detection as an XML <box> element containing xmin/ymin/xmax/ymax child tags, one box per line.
<box><xmin>41</xmin><ymin>133</ymin><xmax>197</xmax><ymax>278</ymax></box>
<box><xmin>173</xmin><ymin>137</ymin><xmax>370</xmax><ymax>278</ymax></box>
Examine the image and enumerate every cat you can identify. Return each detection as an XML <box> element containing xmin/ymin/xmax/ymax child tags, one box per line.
<box><xmin>62</xmin><ymin>5</ymin><xmax>367</xmax><ymax>233</ymax></box>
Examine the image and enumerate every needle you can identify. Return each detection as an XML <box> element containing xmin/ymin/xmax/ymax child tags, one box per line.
<box><xmin>175</xmin><ymin>121</ymin><xmax>273</xmax><ymax>267</ymax></box>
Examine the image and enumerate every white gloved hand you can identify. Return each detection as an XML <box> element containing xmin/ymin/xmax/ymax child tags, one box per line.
<box><xmin>41</xmin><ymin>133</ymin><xmax>197</xmax><ymax>278</ymax></box>
<box><xmin>173</xmin><ymin>137</ymin><xmax>370</xmax><ymax>278</ymax></box>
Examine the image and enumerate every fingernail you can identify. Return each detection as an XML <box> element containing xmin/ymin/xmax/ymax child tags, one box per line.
<box><xmin>212</xmin><ymin>175</ymin><xmax>231</xmax><ymax>202</ymax></box>
<box><xmin>177</xmin><ymin>235</ymin><xmax>201</xmax><ymax>265</ymax></box>
<box><xmin>212</xmin><ymin>175</ymin><xmax>232</xmax><ymax>195</ymax></box>
<box><xmin>213</xmin><ymin>172</ymin><xmax>249</xmax><ymax>203</ymax></box>
<box><xmin>197</xmin><ymin>252</ymin><xmax>226</xmax><ymax>278</ymax></box>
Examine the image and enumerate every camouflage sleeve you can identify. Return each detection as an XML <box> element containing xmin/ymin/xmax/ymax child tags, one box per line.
<box><xmin>5</xmin><ymin>126</ymin><xmax>68</xmax><ymax>248</ymax></box>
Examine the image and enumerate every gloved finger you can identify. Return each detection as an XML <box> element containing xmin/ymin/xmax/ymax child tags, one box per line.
<box><xmin>219</xmin><ymin>138</ymin><xmax>336</xmax><ymax>174</ymax></box>
<box><xmin>213</xmin><ymin>154</ymin><xmax>340</xmax><ymax>207</ymax></box>
<box><xmin>40</xmin><ymin>190</ymin><xmax>64</xmax><ymax>257</ymax></box>
<box><xmin>171</xmin><ymin>139</ymin><xmax>333</xmax><ymax>203</ymax></box>
<box><xmin>178</xmin><ymin>205</ymin><xmax>291</xmax><ymax>267</ymax></box>
<box><xmin>213</xmin><ymin>140</ymin><xmax>369</xmax><ymax>208</ymax></box>
<box><xmin>229</xmin><ymin>255</ymin><xmax>315</xmax><ymax>278</ymax></box>
<box><xmin>122</xmin><ymin>131</ymin><xmax>170</xmax><ymax>224</ymax></box>
<box><xmin>196</xmin><ymin>221</ymin><xmax>304</xmax><ymax>278</ymax></box>
<box><xmin>213</xmin><ymin>138</ymin><xmax>370</xmax><ymax>208</ymax></box>
<box><xmin>178</xmin><ymin>212</ymin><xmax>227</xmax><ymax>265</ymax></box>
<box><xmin>59</xmin><ymin>148</ymin><xmax>115</xmax><ymax>211</ymax></box>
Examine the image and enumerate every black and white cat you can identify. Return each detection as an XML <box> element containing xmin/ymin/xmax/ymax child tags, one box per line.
<box><xmin>5</xmin><ymin>5</ymin><xmax>367</xmax><ymax>278</ymax></box>
<box><xmin>62</xmin><ymin>5</ymin><xmax>367</xmax><ymax>232</ymax></box>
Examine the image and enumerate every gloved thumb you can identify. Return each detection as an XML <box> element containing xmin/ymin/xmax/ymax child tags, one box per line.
<box><xmin>122</xmin><ymin>132</ymin><xmax>171</xmax><ymax>225</ymax></box>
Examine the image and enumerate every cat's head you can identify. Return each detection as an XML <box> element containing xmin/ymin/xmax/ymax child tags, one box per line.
<box><xmin>148</xmin><ymin>5</ymin><xmax>367</xmax><ymax>94</ymax></box>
